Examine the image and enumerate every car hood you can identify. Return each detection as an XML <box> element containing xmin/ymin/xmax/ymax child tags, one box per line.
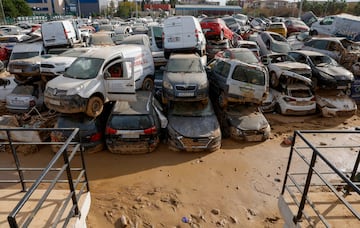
<box><xmin>41</xmin><ymin>56</ymin><xmax>77</xmax><ymax>65</ymax></box>
<box><xmin>46</xmin><ymin>75</ymin><xmax>92</xmax><ymax>91</ymax></box>
<box><xmin>316</xmin><ymin>93</ymin><xmax>357</xmax><ymax>109</ymax></box>
<box><xmin>168</xmin><ymin>115</ymin><xmax>219</xmax><ymax>138</ymax></box>
<box><xmin>166</xmin><ymin>72</ymin><xmax>207</xmax><ymax>85</ymax></box>
<box><xmin>317</xmin><ymin>65</ymin><xmax>353</xmax><ymax>78</ymax></box>
<box><xmin>273</xmin><ymin>61</ymin><xmax>310</xmax><ymax>71</ymax></box>
<box><xmin>227</xmin><ymin>111</ymin><xmax>269</xmax><ymax>131</ymax></box>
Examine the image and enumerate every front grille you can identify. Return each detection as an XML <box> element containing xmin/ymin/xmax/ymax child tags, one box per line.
<box><xmin>46</xmin><ymin>87</ymin><xmax>67</xmax><ymax>96</ymax></box>
<box><xmin>179</xmin><ymin>137</ymin><xmax>210</xmax><ymax>148</ymax></box>
<box><xmin>175</xmin><ymin>85</ymin><xmax>197</xmax><ymax>91</ymax></box>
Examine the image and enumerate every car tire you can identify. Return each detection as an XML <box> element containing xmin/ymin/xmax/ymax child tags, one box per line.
<box><xmin>14</xmin><ymin>74</ymin><xmax>28</xmax><ymax>84</ymax></box>
<box><xmin>142</xmin><ymin>77</ymin><xmax>154</xmax><ymax>91</ymax></box>
<box><xmin>86</xmin><ymin>96</ymin><xmax>103</xmax><ymax>118</ymax></box>
<box><xmin>270</xmin><ymin>72</ymin><xmax>279</xmax><ymax>88</ymax></box>
<box><xmin>219</xmin><ymin>91</ymin><xmax>228</xmax><ymax>108</ymax></box>
<box><xmin>275</xmin><ymin>103</ymin><xmax>282</xmax><ymax>115</ymax></box>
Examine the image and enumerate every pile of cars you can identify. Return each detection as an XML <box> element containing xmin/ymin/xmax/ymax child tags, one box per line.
<box><xmin>1</xmin><ymin>12</ymin><xmax>360</xmax><ymax>155</ymax></box>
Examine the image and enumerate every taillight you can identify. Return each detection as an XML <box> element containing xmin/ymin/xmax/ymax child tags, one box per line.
<box><xmin>90</xmin><ymin>132</ymin><xmax>102</xmax><ymax>142</ymax></box>
<box><xmin>195</xmin><ymin>29</ymin><xmax>199</xmax><ymax>40</ymax></box>
<box><xmin>64</xmin><ymin>29</ymin><xmax>68</xmax><ymax>39</ymax></box>
<box><xmin>144</xmin><ymin>126</ymin><xmax>157</xmax><ymax>135</ymax></box>
<box><xmin>105</xmin><ymin>127</ymin><xmax>117</xmax><ymax>135</ymax></box>
<box><xmin>29</xmin><ymin>100</ymin><xmax>36</xmax><ymax>107</ymax></box>
<box><xmin>284</xmin><ymin>97</ymin><xmax>296</xmax><ymax>102</ymax></box>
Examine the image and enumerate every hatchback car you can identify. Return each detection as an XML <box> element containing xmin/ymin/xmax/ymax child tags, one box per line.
<box><xmin>288</xmin><ymin>50</ymin><xmax>354</xmax><ymax>92</ymax></box>
<box><xmin>271</xmin><ymin>76</ymin><xmax>316</xmax><ymax>116</ymax></box>
<box><xmin>284</xmin><ymin>19</ymin><xmax>310</xmax><ymax>37</ymax></box>
<box><xmin>167</xmin><ymin>101</ymin><xmax>221</xmax><ymax>152</ymax></box>
<box><xmin>105</xmin><ymin>91</ymin><xmax>166</xmax><ymax>154</ymax></box>
<box><xmin>200</xmin><ymin>17</ymin><xmax>234</xmax><ymax>42</ymax></box>
<box><xmin>267</xmin><ymin>22</ymin><xmax>287</xmax><ymax>38</ymax></box>
<box><xmin>316</xmin><ymin>89</ymin><xmax>357</xmax><ymax>117</ymax></box>
<box><xmin>162</xmin><ymin>53</ymin><xmax>208</xmax><ymax>104</ymax></box>
<box><xmin>216</xmin><ymin>103</ymin><xmax>270</xmax><ymax>142</ymax></box>
<box><xmin>256</xmin><ymin>31</ymin><xmax>291</xmax><ymax>56</ymax></box>
<box><xmin>5</xmin><ymin>81</ymin><xmax>44</xmax><ymax>113</ymax></box>
<box><xmin>50</xmin><ymin>111</ymin><xmax>108</xmax><ymax>154</ymax></box>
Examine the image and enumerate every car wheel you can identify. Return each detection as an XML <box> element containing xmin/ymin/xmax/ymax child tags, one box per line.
<box><xmin>86</xmin><ymin>96</ymin><xmax>103</xmax><ymax>118</ymax></box>
<box><xmin>275</xmin><ymin>103</ymin><xmax>282</xmax><ymax>115</ymax></box>
<box><xmin>142</xmin><ymin>77</ymin><xmax>154</xmax><ymax>91</ymax></box>
<box><xmin>219</xmin><ymin>91</ymin><xmax>228</xmax><ymax>108</ymax></box>
<box><xmin>14</xmin><ymin>74</ymin><xmax>28</xmax><ymax>84</ymax></box>
<box><xmin>219</xmin><ymin>30</ymin><xmax>224</xmax><ymax>40</ymax></box>
<box><xmin>270</xmin><ymin>72</ymin><xmax>279</xmax><ymax>88</ymax></box>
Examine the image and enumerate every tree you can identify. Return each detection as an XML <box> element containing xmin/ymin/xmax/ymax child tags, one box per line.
<box><xmin>116</xmin><ymin>1</ymin><xmax>138</xmax><ymax>18</ymax></box>
<box><xmin>2</xmin><ymin>0</ymin><xmax>32</xmax><ymax>18</ymax></box>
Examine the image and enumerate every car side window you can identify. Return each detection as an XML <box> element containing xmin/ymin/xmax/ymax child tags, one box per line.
<box><xmin>313</xmin><ymin>40</ymin><xmax>328</xmax><ymax>50</ymax></box>
<box><xmin>221</xmin><ymin>62</ymin><xmax>231</xmax><ymax>78</ymax></box>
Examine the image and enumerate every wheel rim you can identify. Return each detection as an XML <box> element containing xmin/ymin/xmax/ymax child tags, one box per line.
<box><xmin>143</xmin><ymin>78</ymin><xmax>154</xmax><ymax>90</ymax></box>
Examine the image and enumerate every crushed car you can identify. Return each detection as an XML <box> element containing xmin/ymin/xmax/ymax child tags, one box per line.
<box><xmin>315</xmin><ymin>89</ymin><xmax>357</xmax><ymax>117</ymax></box>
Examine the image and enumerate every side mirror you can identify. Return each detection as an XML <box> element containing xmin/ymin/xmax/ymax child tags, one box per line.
<box><xmin>104</xmin><ymin>71</ymin><xmax>111</xmax><ymax>78</ymax></box>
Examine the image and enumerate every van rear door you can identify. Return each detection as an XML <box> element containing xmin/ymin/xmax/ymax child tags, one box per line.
<box><xmin>164</xmin><ymin>17</ymin><xmax>184</xmax><ymax>49</ymax></box>
<box><xmin>104</xmin><ymin>59</ymin><xmax>136</xmax><ymax>102</ymax></box>
<box><xmin>42</xmin><ymin>22</ymin><xmax>67</xmax><ymax>47</ymax></box>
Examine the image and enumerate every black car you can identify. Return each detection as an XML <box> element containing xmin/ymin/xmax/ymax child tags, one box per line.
<box><xmin>105</xmin><ymin>91</ymin><xmax>166</xmax><ymax>154</ymax></box>
<box><xmin>288</xmin><ymin>50</ymin><xmax>354</xmax><ymax>92</ymax></box>
<box><xmin>50</xmin><ymin>103</ymin><xmax>111</xmax><ymax>153</ymax></box>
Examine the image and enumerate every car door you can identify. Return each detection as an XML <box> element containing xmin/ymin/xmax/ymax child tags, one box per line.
<box><xmin>104</xmin><ymin>59</ymin><xmax>136</xmax><ymax>102</ymax></box>
<box><xmin>227</xmin><ymin>63</ymin><xmax>268</xmax><ymax>104</ymax></box>
<box><xmin>210</xmin><ymin>60</ymin><xmax>230</xmax><ymax>94</ymax></box>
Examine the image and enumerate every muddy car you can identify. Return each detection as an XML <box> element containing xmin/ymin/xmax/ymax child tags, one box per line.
<box><xmin>216</xmin><ymin>103</ymin><xmax>270</xmax><ymax>142</ymax></box>
<box><xmin>303</xmin><ymin>37</ymin><xmax>360</xmax><ymax>77</ymax></box>
<box><xmin>261</xmin><ymin>53</ymin><xmax>312</xmax><ymax>89</ymax></box>
<box><xmin>316</xmin><ymin>89</ymin><xmax>357</xmax><ymax>117</ymax></box>
<box><xmin>207</xmin><ymin>58</ymin><xmax>269</xmax><ymax>107</ymax></box>
<box><xmin>105</xmin><ymin>91</ymin><xmax>167</xmax><ymax>154</ymax></box>
<box><xmin>167</xmin><ymin>100</ymin><xmax>221</xmax><ymax>152</ymax></box>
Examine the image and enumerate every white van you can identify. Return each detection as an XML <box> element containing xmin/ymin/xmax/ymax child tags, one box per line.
<box><xmin>41</xmin><ymin>20</ymin><xmax>81</xmax><ymax>49</ymax></box>
<box><xmin>163</xmin><ymin>16</ymin><xmax>206</xmax><ymax>59</ymax></box>
<box><xmin>310</xmin><ymin>14</ymin><xmax>360</xmax><ymax>40</ymax></box>
<box><xmin>44</xmin><ymin>45</ymin><xmax>155</xmax><ymax>117</ymax></box>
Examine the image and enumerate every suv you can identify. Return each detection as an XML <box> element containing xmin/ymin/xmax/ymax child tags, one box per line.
<box><xmin>303</xmin><ymin>37</ymin><xmax>360</xmax><ymax>76</ymax></box>
<box><xmin>207</xmin><ymin>58</ymin><xmax>269</xmax><ymax>107</ymax></box>
<box><xmin>105</xmin><ymin>91</ymin><xmax>167</xmax><ymax>154</ymax></box>
<box><xmin>162</xmin><ymin>53</ymin><xmax>208</xmax><ymax>104</ymax></box>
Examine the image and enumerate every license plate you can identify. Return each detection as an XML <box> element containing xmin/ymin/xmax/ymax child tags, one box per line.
<box><xmin>48</xmin><ymin>99</ymin><xmax>60</xmax><ymax>105</ymax></box>
<box><xmin>122</xmin><ymin>133</ymin><xmax>139</xmax><ymax>138</ymax></box>
<box><xmin>13</xmin><ymin>69</ymin><xmax>22</xmax><ymax>73</ymax></box>
<box><xmin>168</xmin><ymin>37</ymin><xmax>180</xmax><ymax>42</ymax></box>
<box><xmin>12</xmin><ymin>100</ymin><xmax>24</xmax><ymax>105</ymax></box>
<box><xmin>177</xmin><ymin>92</ymin><xmax>194</xmax><ymax>97</ymax></box>
<box><xmin>245</xmin><ymin>135</ymin><xmax>263</xmax><ymax>142</ymax></box>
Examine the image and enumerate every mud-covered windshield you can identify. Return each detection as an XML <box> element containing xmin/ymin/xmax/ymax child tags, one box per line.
<box><xmin>166</xmin><ymin>58</ymin><xmax>203</xmax><ymax>73</ymax></box>
<box><xmin>64</xmin><ymin>57</ymin><xmax>104</xmax><ymax>79</ymax></box>
<box><xmin>170</xmin><ymin>101</ymin><xmax>213</xmax><ymax>117</ymax></box>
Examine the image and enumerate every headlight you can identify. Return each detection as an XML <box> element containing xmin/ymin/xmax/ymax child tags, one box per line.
<box><xmin>67</xmin><ymin>85</ymin><xmax>84</xmax><ymax>95</ymax></box>
<box><xmin>163</xmin><ymin>79</ymin><xmax>173</xmax><ymax>90</ymax></box>
<box><xmin>198</xmin><ymin>81</ymin><xmax>208</xmax><ymax>89</ymax></box>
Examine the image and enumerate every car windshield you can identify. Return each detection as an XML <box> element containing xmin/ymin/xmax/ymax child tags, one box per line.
<box><xmin>223</xmin><ymin>18</ymin><xmax>236</xmax><ymax>26</ymax></box>
<box><xmin>12</xmin><ymin>85</ymin><xmax>34</xmax><ymax>95</ymax></box>
<box><xmin>288</xmin><ymin>88</ymin><xmax>312</xmax><ymax>98</ymax></box>
<box><xmin>166</xmin><ymin>58</ymin><xmax>203</xmax><ymax>73</ymax></box>
<box><xmin>109</xmin><ymin>114</ymin><xmax>153</xmax><ymax>130</ymax></box>
<box><xmin>232</xmin><ymin>65</ymin><xmax>266</xmax><ymax>85</ymax></box>
<box><xmin>232</xmin><ymin>50</ymin><xmax>259</xmax><ymax>64</ymax></box>
<box><xmin>11</xmin><ymin>51</ymin><xmax>39</xmax><ymax>60</ymax></box>
<box><xmin>170</xmin><ymin>101</ymin><xmax>213</xmax><ymax>117</ymax></box>
<box><xmin>270</xmin><ymin>41</ymin><xmax>291</xmax><ymax>53</ymax></box>
<box><xmin>90</xmin><ymin>35</ymin><xmax>114</xmax><ymax>46</ymax></box>
<box><xmin>309</xmin><ymin>55</ymin><xmax>337</xmax><ymax>66</ymax></box>
<box><xmin>64</xmin><ymin>57</ymin><xmax>104</xmax><ymax>79</ymax></box>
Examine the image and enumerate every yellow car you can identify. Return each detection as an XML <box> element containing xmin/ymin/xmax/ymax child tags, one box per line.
<box><xmin>267</xmin><ymin>22</ymin><xmax>287</xmax><ymax>38</ymax></box>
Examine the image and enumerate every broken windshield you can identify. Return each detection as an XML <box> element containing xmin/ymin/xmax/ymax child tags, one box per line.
<box><xmin>64</xmin><ymin>57</ymin><xmax>104</xmax><ymax>79</ymax></box>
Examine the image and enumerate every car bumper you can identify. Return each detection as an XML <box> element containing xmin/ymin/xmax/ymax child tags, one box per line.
<box><xmin>106</xmin><ymin>137</ymin><xmax>160</xmax><ymax>154</ymax></box>
<box><xmin>163</xmin><ymin>88</ymin><xmax>208</xmax><ymax>102</ymax></box>
<box><xmin>168</xmin><ymin>135</ymin><xmax>221</xmax><ymax>152</ymax></box>
<box><xmin>320</xmin><ymin>107</ymin><xmax>357</xmax><ymax>118</ymax></box>
<box><xmin>44</xmin><ymin>94</ymin><xmax>87</xmax><ymax>113</ymax></box>
<box><xmin>229</xmin><ymin>126</ymin><xmax>270</xmax><ymax>142</ymax></box>
<box><xmin>281</xmin><ymin>104</ymin><xmax>317</xmax><ymax>116</ymax></box>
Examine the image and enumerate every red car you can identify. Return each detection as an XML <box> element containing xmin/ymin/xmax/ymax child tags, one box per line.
<box><xmin>200</xmin><ymin>17</ymin><xmax>234</xmax><ymax>42</ymax></box>
<box><xmin>284</xmin><ymin>19</ymin><xmax>309</xmax><ymax>37</ymax></box>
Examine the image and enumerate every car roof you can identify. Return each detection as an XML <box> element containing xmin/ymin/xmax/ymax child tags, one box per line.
<box><xmin>290</xmin><ymin>50</ymin><xmax>326</xmax><ymax>56</ymax></box>
<box><xmin>112</xmin><ymin>91</ymin><xmax>152</xmax><ymax>115</ymax></box>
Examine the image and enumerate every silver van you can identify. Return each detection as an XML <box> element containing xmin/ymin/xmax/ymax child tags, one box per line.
<box><xmin>41</xmin><ymin>20</ymin><xmax>81</xmax><ymax>49</ymax></box>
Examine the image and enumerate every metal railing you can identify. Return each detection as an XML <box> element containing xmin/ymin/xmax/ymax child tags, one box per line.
<box><xmin>279</xmin><ymin>130</ymin><xmax>360</xmax><ymax>227</ymax></box>
<box><xmin>0</xmin><ymin>127</ymin><xmax>90</xmax><ymax>228</ymax></box>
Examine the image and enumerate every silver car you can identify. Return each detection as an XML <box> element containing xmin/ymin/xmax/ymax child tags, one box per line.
<box><xmin>6</xmin><ymin>82</ymin><xmax>44</xmax><ymax>113</ymax></box>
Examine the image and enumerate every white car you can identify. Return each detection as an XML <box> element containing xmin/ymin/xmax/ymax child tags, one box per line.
<box><xmin>261</xmin><ymin>53</ymin><xmax>312</xmax><ymax>88</ymax></box>
<box><xmin>271</xmin><ymin>75</ymin><xmax>316</xmax><ymax>116</ymax></box>
<box><xmin>316</xmin><ymin>89</ymin><xmax>357</xmax><ymax>117</ymax></box>
<box><xmin>256</xmin><ymin>31</ymin><xmax>291</xmax><ymax>56</ymax></box>
<box><xmin>40</xmin><ymin>48</ymin><xmax>92</xmax><ymax>82</ymax></box>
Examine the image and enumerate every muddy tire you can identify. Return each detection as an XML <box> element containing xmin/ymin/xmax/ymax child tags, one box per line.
<box><xmin>219</xmin><ymin>91</ymin><xmax>228</xmax><ymax>108</ymax></box>
<box><xmin>86</xmin><ymin>96</ymin><xmax>103</xmax><ymax>118</ymax></box>
<box><xmin>142</xmin><ymin>77</ymin><xmax>154</xmax><ymax>91</ymax></box>
<box><xmin>270</xmin><ymin>72</ymin><xmax>279</xmax><ymax>88</ymax></box>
